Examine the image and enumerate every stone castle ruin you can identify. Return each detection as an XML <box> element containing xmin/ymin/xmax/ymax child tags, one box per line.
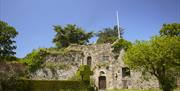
<box><xmin>31</xmin><ymin>43</ymin><xmax>159</xmax><ymax>90</ymax></box>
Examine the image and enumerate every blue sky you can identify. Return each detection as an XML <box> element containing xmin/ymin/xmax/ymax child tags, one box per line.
<box><xmin>0</xmin><ymin>0</ymin><xmax>180</xmax><ymax>58</ymax></box>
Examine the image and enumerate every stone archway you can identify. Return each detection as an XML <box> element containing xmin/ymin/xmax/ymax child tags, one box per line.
<box><xmin>98</xmin><ymin>76</ymin><xmax>106</xmax><ymax>90</ymax></box>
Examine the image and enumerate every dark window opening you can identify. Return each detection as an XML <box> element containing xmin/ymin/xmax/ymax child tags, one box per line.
<box><xmin>106</xmin><ymin>66</ymin><xmax>109</xmax><ymax>70</ymax></box>
<box><xmin>122</xmin><ymin>67</ymin><xmax>130</xmax><ymax>78</ymax></box>
<box><xmin>102</xmin><ymin>56</ymin><xmax>109</xmax><ymax>61</ymax></box>
<box><xmin>87</xmin><ymin>56</ymin><xmax>92</xmax><ymax>67</ymax></box>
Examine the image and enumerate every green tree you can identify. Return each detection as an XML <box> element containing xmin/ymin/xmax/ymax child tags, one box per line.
<box><xmin>112</xmin><ymin>39</ymin><xmax>132</xmax><ymax>53</ymax></box>
<box><xmin>0</xmin><ymin>20</ymin><xmax>18</xmax><ymax>61</ymax></box>
<box><xmin>160</xmin><ymin>23</ymin><xmax>180</xmax><ymax>37</ymax></box>
<box><xmin>96</xmin><ymin>25</ymin><xmax>123</xmax><ymax>44</ymax></box>
<box><xmin>53</xmin><ymin>24</ymin><xmax>93</xmax><ymax>48</ymax></box>
<box><xmin>124</xmin><ymin>36</ymin><xmax>180</xmax><ymax>91</ymax></box>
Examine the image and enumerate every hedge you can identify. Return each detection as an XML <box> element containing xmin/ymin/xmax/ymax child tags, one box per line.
<box><xmin>2</xmin><ymin>79</ymin><xmax>91</xmax><ymax>91</ymax></box>
<box><xmin>1</xmin><ymin>65</ymin><xmax>95</xmax><ymax>91</ymax></box>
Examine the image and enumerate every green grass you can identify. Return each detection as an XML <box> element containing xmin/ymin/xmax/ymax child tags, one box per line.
<box><xmin>106</xmin><ymin>89</ymin><xmax>180</xmax><ymax>91</ymax></box>
<box><xmin>106</xmin><ymin>89</ymin><xmax>160</xmax><ymax>91</ymax></box>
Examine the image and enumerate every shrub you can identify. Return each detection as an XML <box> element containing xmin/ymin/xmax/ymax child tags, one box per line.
<box><xmin>18</xmin><ymin>79</ymin><xmax>89</xmax><ymax>91</ymax></box>
<box><xmin>0</xmin><ymin>62</ymin><xmax>27</xmax><ymax>91</ymax></box>
<box><xmin>112</xmin><ymin>39</ymin><xmax>132</xmax><ymax>53</ymax></box>
<box><xmin>20</xmin><ymin>48</ymin><xmax>49</xmax><ymax>72</ymax></box>
<box><xmin>69</xmin><ymin>65</ymin><xmax>92</xmax><ymax>81</ymax></box>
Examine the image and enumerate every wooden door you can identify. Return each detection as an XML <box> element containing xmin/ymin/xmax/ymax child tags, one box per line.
<box><xmin>99</xmin><ymin>76</ymin><xmax>106</xmax><ymax>90</ymax></box>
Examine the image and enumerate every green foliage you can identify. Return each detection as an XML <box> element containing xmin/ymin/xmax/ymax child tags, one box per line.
<box><xmin>79</xmin><ymin>65</ymin><xmax>92</xmax><ymax>81</ymax></box>
<box><xmin>68</xmin><ymin>65</ymin><xmax>95</xmax><ymax>91</ymax></box>
<box><xmin>68</xmin><ymin>68</ymin><xmax>82</xmax><ymax>80</ymax></box>
<box><xmin>96</xmin><ymin>25</ymin><xmax>123</xmax><ymax>44</ymax></box>
<box><xmin>106</xmin><ymin>89</ymin><xmax>164</xmax><ymax>91</ymax></box>
<box><xmin>1</xmin><ymin>65</ymin><xmax>94</xmax><ymax>91</ymax></box>
<box><xmin>45</xmin><ymin>47</ymin><xmax>68</xmax><ymax>55</ymax></box>
<box><xmin>0</xmin><ymin>20</ymin><xmax>18</xmax><ymax>61</ymax></box>
<box><xmin>69</xmin><ymin>65</ymin><xmax>93</xmax><ymax>82</ymax></box>
<box><xmin>160</xmin><ymin>23</ymin><xmax>180</xmax><ymax>37</ymax></box>
<box><xmin>20</xmin><ymin>48</ymin><xmax>49</xmax><ymax>72</ymax></box>
<box><xmin>2</xmin><ymin>79</ymin><xmax>89</xmax><ymax>91</ymax></box>
<box><xmin>112</xmin><ymin>39</ymin><xmax>132</xmax><ymax>53</ymax></box>
<box><xmin>124</xmin><ymin>36</ymin><xmax>180</xmax><ymax>91</ymax></box>
<box><xmin>0</xmin><ymin>62</ymin><xmax>27</xmax><ymax>91</ymax></box>
<box><xmin>53</xmin><ymin>24</ymin><xmax>93</xmax><ymax>48</ymax></box>
<box><xmin>25</xmin><ymin>80</ymin><xmax>89</xmax><ymax>91</ymax></box>
<box><xmin>1</xmin><ymin>76</ymin><xmax>30</xmax><ymax>91</ymax></box>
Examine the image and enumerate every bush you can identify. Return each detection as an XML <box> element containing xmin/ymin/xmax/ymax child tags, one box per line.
<box><xmin>20</xmin><ymin>79</ymin><xmax>89</xmax><ymax>91</ymax></box>
<box><xmin>20</xmin><ymin>48</ymin><xmax>49</xmax><ymax>72</ymax></box>
<box><xmin>1</xmin><ymin>76</ymin><xmax>32</xmax><ymax>91</ymax></box>
<box><xmin>69</xmin><ymin>65</ymin><xmax>92</xmax><ymax>81</ymax></box>
<box><xmin>112</xmin><ymin>39</ymin><xmax>132</xmax><ymax>53</ymax></box>
<box><xmin>0</xmin><ymin>62</ymin><xmax>27</xmax><ymax>91</ymax></box>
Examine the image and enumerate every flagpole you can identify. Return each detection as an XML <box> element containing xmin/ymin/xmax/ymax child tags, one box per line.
<box><xmin>116</xmin><ymin>11</ymin><xmax>120</xmax><ymax>39</ymax></box>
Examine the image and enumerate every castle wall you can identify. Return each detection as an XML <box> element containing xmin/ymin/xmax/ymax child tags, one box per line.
<box><xmin>30</xmin><ymin>43</ymin><xmax>160</xmax><ymax>90</ymax></box>
<box><xmin>70</xmin><ymin>44</ymin><xmax>159</xmax><ymax>89</ymax></box>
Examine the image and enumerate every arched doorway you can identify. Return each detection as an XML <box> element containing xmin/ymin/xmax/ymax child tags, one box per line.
<box><xmin>87</xmin><ymin>56</ymin><xmax>92</xmax><ymax>67</ymax></box>
<box><xmin>98</xmin><ymin>76</ymin><xmax>106</xmax><ymax>90</ymax></box>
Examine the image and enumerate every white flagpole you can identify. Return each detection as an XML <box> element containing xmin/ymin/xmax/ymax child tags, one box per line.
<box><xmin>116</xmin><ymin>11</ymin><xmax>120</xmax><ymax>39</ymax></box>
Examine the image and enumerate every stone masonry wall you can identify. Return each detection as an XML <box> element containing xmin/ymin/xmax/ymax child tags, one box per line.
<box><xmin>68</xmin><ymin>44</ymin><xmax>159</xmax><ymax>89</ymax></box>
<box><xmin>30</xmin><ymin>43</ymin><xmax>160</xmax><ymax>90</ymax></box>
<box><xmin>30</xmin><ymin>51</ymin><xmax>83</xmax><ymax>80</ymax></box>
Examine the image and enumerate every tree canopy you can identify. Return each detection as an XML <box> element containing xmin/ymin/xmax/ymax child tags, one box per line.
<box><xmin>124</xmin><ymin>23</ymin><xmax>180</xmax><ymax>91</ymax></box>
<box><xmin>0</xmin><ymin>20</ymin><xmax>18</xmax><ymax>61</ymax></box>
<box><xmin>53</xmin><ymin>24</ymin><xmax>93</xmax><ymax>48</ymax></box>
<box><xmin>96</xmin><ymin>25</ymin><xmax>123</xmax><ymax>44</ymax></box>
<box><xmin>160</xmin><ymin>23</ymin><xmax>180</xmax><ymax>37</ymax></box>
<box><xmin>124</xmin><ymin>36</ymin><xmax>180</xmax><ymax>91</ymax></box>
<box><xmin>112</xmin><ymin>38</ymin><xmax>132</xmax><ymax>53</ymax></box>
